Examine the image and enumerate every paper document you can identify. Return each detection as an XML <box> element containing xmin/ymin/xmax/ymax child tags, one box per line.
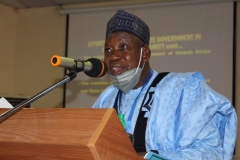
<box><xmin>0</xmin><ymin>97</ymin><xmax>13</xmax><ymax>108</ymax></box>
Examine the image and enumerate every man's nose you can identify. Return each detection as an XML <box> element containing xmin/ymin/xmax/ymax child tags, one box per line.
<box><xmin>110</xmin><ymin>50</ymin><xmax>121</xmax><ymax>60</ymax></box>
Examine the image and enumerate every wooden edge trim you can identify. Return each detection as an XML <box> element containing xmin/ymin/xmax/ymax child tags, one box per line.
<box><xmin>87</xmin><ymin>109</ymin><xmax>113</xmax><ymax>160</ymax></box>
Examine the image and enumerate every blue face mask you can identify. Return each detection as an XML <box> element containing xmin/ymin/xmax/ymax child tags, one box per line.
<box><xmin>109</xmin><ymin>48</ymin><xmax>144</xmax><ymax>94</ymax></box>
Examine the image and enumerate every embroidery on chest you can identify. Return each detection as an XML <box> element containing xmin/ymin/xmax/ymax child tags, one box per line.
<box><xmin>141</xmin><ymin>87</ymin><xmax>157</xmax><ymax>118</ymax></box>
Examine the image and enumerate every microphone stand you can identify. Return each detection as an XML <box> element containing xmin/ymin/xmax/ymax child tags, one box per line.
<box><xmin>0</xmin><ymin>69</ymin><xmax>79</xmax><ymax>124</ymax></box>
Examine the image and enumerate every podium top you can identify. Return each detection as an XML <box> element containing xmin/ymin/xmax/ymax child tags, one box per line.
<box><xmin>0</xmin><ymin>108</ymin><xmax>141</xmax><ymax>160</ymax></box>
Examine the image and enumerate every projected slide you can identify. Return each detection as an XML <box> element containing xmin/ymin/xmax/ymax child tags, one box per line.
<box><xmin>65</xmin><ymin>1</ymin><xmax>233</xmax><ymax>108</ymax></box>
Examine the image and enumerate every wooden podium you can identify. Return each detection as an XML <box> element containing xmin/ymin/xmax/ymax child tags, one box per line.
<box><xmin>0</xmin><ymin>108</ymin><xmax>141</xmax><ymax>160</ymax></box>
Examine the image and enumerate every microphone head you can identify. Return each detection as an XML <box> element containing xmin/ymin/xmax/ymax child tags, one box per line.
<box><xmin>51</xmin><ymin>55</ymin><xmax>62</xmax><ymax>67</ymax></box>
<box><xmin>84</xmin><ymin>58</ymin><xmax>107</xmax><ymax>78</ymax></box>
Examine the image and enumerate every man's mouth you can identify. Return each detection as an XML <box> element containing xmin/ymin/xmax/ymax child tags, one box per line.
<box><xmin>109</xmin><ymin>66</ymin><xmax>125</xmax><ymax>75</ymax></box>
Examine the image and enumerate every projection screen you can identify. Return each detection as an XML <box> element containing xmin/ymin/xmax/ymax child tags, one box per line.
<box><xmin>65</xmin><ymin>1</ymin><xmax>234</xmax><ymax>108</ymax></box>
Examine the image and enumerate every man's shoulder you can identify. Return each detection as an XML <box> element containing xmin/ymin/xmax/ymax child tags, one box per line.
<box><xmin>153</xmin><ymin>71</ymin><xmax>206</xmax><ymax>90</ymax></box>
<box><xmin>152</xmin><ymin>69</ymin><xmax>204</xmax><ymax>79</ymax></box>
<box><xmin>168</xmin><ymin>71</ymin><xmax>204</xmax><ymax>79</ymax></box>
<box><xmin>156</xmin><ymin>71</ymin><xmax>205</xmax><ymax>85</ymax></box>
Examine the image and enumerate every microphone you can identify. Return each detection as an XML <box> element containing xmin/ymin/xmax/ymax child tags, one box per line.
<box><xmin>51</xmin><ymin>55</ymin><xmax>107</xmax><ymax>78</ymax></box>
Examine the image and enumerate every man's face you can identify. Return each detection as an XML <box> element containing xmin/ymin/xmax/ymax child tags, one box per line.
<box><xmin>104</xmin><ymin>31</ymin><xmax>143</xmax><ymax>76</ymax></box>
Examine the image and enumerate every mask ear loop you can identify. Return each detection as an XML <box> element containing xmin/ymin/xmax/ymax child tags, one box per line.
<box><xmin>134</xmin><ymin>47</ymin><xmax>143</xmax><ymax>75</ymax></box>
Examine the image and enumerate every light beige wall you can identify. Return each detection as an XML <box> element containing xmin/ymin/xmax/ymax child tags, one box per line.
<box><xmin>0</xmin><ymin>4</ymin><xmax>17</xmax><ymax>95</ymax></box>
<box><xmin>14</xmin><ymin>7</ymin><xmax>66</xmax><ymax>108</ymax></box>
<box><xmin>0</xmin><ymin>4</ymin><xmax>66</xmax><ymax>108</ymax></box>
<box><xmin>0</xmin><ymin>0</ymin><xmax>240</xmax><ymax>158</ymax></box>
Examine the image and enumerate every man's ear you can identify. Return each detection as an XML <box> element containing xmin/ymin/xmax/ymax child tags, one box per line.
<box><xmin>142</xmin><ymin>45</ymin><xmax>151</xmax><ymax>63</ymax></box>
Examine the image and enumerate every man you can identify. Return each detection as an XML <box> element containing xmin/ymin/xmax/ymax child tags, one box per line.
<box><xmin>92</xmin><ymin>10</ymin><xmax>237</xmax><ymax>160</ymax></box>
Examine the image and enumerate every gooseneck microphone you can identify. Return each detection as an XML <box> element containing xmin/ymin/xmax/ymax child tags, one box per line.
<box><xmin>51</xmin><ymin>55</ymin><xmax>107</xmax><ymax>78</ymax></box>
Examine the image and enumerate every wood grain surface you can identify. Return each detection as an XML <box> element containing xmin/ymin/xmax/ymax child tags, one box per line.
<box><xmin>0</xmin><ymin>108</ymin><xmax>141</xmax><ymax>160</ymax></box>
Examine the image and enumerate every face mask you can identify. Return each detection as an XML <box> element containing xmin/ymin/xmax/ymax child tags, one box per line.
<box><xmin>110</xmin><ymin>48</ymin><xmax>144</xmax><ymax>94</ymax></box>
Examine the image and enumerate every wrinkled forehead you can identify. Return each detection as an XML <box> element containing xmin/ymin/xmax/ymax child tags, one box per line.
<box><xmin>105</xmin><ymin>31</ymin><xmax>142</xmax><ymax>46</ymax></box>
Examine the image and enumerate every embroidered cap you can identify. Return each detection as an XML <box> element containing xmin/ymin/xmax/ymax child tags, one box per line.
<box><xmin>106</xmin><ymin>10</ymin><xmax>150</xmax><ymax>45</ymax></box>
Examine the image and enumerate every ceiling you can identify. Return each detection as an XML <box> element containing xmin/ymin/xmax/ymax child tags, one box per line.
<box><xmin>0</xmin><ymin>0</ymin><xmax>120</xmax><ymax>9</ymax></box>
<box><xmin>0</xmin><ymin>0</ymin><xmax>237</xmax><ymax>9</ymax></box>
